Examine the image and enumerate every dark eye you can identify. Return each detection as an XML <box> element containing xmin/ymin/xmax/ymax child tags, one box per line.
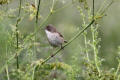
<box><xmin>47</xmin><ymin>27</ymin><xmax>51</xmax><ymax>31</ymax></box>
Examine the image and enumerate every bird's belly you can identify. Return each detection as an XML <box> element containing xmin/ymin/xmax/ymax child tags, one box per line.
<box><xmin>48</xmin><ymin>34</ymin><xmax>62</xmax><ymax>47</ymax></box>
<box><xmin>45</xmin><ymin>30</ymin><xmax>63</xmax><ymax>47</ymax></box>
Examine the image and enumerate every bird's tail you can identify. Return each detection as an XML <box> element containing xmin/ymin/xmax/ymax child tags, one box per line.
<box><xmin>64</xmin><ymin>40</ymin><xmax>67</xmax><ymax>43</ymax></box>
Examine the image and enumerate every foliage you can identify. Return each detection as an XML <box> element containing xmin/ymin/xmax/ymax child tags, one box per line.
<box><xmin>0</xmin><ymin>0</ymin><xmax>119</xmax><ymax>80</ymax></box>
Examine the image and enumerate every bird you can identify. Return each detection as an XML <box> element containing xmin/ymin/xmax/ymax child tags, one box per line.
<box><xmin>45</xmin><ymin>24</ymin><xmax>67</xmax><ymax>48</ymax></box>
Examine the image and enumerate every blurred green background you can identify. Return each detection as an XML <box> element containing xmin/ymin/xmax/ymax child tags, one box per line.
<box><xmin>0</xmin><ymin>0</ymin><xmax>120</xmax><ymax>77</ymax></box>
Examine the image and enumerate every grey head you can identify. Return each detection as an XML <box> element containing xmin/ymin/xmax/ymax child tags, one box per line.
<box><xmin>45</xmin><ymin>24</ymin><xmax>64</xmax><ymax>38</ymax></box>
<box><xmin>45</xmin><ymin>24</ymin><xmax>57</xmax><ymax>33</ymax></box>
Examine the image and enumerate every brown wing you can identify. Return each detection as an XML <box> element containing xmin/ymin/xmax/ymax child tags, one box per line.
<box><xmin>58</xmin><ymin>32</ymin><xmax>64</xmax><ymax>38</ymax></box>
<box><xmin>58</xmin><ymin>31</ymin><xmax>67</xmax><ymax>43</ymax></box>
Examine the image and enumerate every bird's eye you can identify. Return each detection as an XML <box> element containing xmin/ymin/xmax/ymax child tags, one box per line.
<box><xmin>49</xmin><ymin>28</ymin><xmax>51</xmax><ymax>31</ymax></box>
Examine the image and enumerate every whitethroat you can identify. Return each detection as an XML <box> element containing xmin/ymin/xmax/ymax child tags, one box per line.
<box><xmin>45</xmin><ymin>24</ymin><xmax>67</xmax><ymax>49</ymax></box>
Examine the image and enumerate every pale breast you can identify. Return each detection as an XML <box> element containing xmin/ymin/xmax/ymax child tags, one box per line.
<box><xmin>45</xmin><ymin>30</ymin><xmax>64</xmax><ymax>47</ymax></box>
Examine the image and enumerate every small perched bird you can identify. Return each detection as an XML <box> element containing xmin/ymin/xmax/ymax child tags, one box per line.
<box><xmin>45</xmin><ymin>24</ymin><xmax>67</xmax><ymax>48</ymax></box>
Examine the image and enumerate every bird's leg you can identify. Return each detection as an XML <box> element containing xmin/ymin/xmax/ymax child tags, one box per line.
<box><xmin>51</xmin><ymin>47</ymin><xmax>56</xmax><ymax>57</ymax></box>
<box><xmin>51</xmin><ymin>47</ymin><xmax>58</xmax><ymax>61</ymax></box>
<box><xmin>60</xmin><ymin>44</ymin><xmax>64</xmax><ymax>49</ymax></box>
<box><xmin>57</xmin><ymin>44</ymin><xmax>64</xmax><ymax>62</ymax></box>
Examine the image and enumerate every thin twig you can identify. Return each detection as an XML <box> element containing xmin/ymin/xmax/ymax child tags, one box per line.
<box><xmin>96</xmin><ymin>0</ymin><xmax>114</xmax><ymax>19</ymax></box>
<box><xmin>36</xmin><ymin>0</ymin><xmax>41</xmax><ymax>24</ymax></box>
<box><xmin>6</xmin><ymin>65</ymin><xmax>10</xmax><ymax>80</ymax></box>
<box><xmin>92</xmin><ymin>26</ymin><xmax>101</xmax><ymax>77</ymax></box>
<box><xmin>15</xmin><ymin>0</ymin><xmax>22</xmax><ymax>80</ymax></box>
<box><xmin>101</xmin><ymin>0</ymin><xmax>114</xmax><ymax>15</ymax></box>
<box><xmin>93</xmin><ymin>0</ymin><xmax>94</xmax><ymax>19</ymax></box>
<box><xmin>32</xmin><ymin>0</ymin><xmax>41</xmax><ymax>79</ymax></box>
<box><xmin>92</xmin><ymin>0</ymin><xmax>100</xmax><ymax>76</ymax></box>
<box><xmin>96</xmin><ymin>0</ymin><xmax>107</xmax><ymax>14</ymax></box>
<box><xmin>16</xmin><ymin>0</ymin><xmax>22</xmax><ymax>69</ymax></box>
<box><xmin>33</xmin><ymin>0</ymin><xmax>41</xmax><ymax>58</ymax></box>
<box><xmin>16</xmin><ymin>28</ymin><xmax>19</xmax><ymax>69</ymax></box>
<box><xmin>18</xmin><ymin>0</ymin><xmax>22</xmax><ymax>17</ymax></box>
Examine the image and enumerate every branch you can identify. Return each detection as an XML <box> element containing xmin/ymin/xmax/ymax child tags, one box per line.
<box><xmin>36</xmin><ymin>0</ymin><xmax>41</xmax><ymax>24</ymax></box>
<box><xmin>96</xmin><ymin>0</ymin><xmax>114</xmax><ymax>19</ymax></box>
<box><xmin>40</xmin><ymin>19</ymin><xmax>95</xmax><ymax>65</ymax></box>
<box><xmin>5</xmin><ymin>65</ymin><xmax>10</xmax><ymax>80</ymax></box>
<box><xmin>101</xmin><ymin>0</ymin><xmax>114</xmax><ymax>15</ymax></box>
<box><xmin>33</xmin><ymin>0</ymin><xmax>41</xmax><ymax>57</ymax></box>
<box><xmin>15</xmin><ymin>0</ymin><xmax>22</xmax><ymax>69</ymax></box>
<box><xmin>93</xmin><ymin>0</ymin><xmax>94</xmax><ymax>19</ymax></box>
